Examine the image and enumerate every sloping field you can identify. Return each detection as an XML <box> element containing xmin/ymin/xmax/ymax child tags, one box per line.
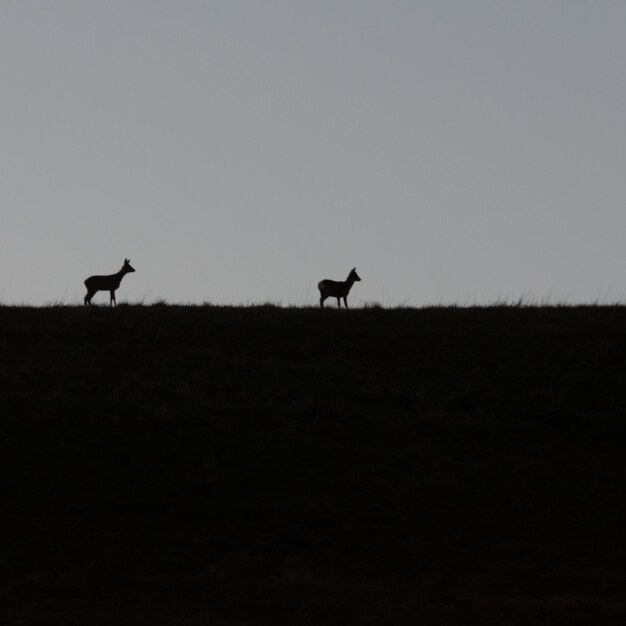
<box><xmin>1</xmin><ymin>305</ymin><xmax>624</xmax><ymax>624</ymax></box>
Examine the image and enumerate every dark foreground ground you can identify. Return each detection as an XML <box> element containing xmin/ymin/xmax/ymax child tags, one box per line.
<box><xmin>1</xmin><ymin>304</ymin><xmax>625</xmax><ymax>625</ymax></box>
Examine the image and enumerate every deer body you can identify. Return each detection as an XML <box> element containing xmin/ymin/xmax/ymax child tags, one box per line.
<box><xmin>84</xmin><ymin>259</ymin><xmax>135</xmax><ymax>306</ymax></box>
<box><xmin>318</xmin><ymin>267</ymin><xmax>361</xmax><ymax>308</ymax></box>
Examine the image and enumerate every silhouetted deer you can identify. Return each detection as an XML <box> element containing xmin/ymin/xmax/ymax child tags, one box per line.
<box><xmin>84</xmin><ymin>259</ymin><xmax>135</xmax><ymax>306</ymax></box>
<box><xmin>318</xmin><ymin>267</ymin><xmax>361</xmax><ymax>308</ymax></box>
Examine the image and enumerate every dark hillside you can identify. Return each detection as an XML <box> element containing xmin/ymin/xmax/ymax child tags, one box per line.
<box><xmin>1</xmin><ymin>305</ymin><xmax>625</xmax><ymax>624</ymax></box>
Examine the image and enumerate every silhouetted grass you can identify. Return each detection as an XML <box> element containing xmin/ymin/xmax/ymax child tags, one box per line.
<box><xmin>1</xmin><ymin>304</ymin><xmax>625</xmax><ymax>624</ymax></box>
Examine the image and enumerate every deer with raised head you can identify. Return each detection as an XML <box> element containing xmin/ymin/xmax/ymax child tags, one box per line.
<box><xmin>318</xmin><ymin>267</ymin><xmax>361</xmax><ymax>308</ymax></box>
<box><xmin>84</xmin><ymin>259</ymin><xmax>135</xmax><ymax>306</ymax></box>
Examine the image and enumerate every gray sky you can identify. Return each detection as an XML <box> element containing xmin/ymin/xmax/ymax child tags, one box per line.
<box><xmin>2</xmin><ymin>1</ymin><xmax>626</xmax><ymax>305</ymax></box>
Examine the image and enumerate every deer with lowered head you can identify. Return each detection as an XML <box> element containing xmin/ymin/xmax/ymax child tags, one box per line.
<box><xmin>84</xmin><ymin>258</ymin><xmax>135</xmax><ymax>306</ymax></box>
<box><xmin>318</xmin><ymin>267</ymin><xmax>361</xmax><ymax>308</ymax></box>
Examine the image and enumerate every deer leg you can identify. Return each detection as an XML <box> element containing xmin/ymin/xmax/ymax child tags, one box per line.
<box><xmin>84</xmin><ymin>290</ymin><xmax>95</xmax><ymax>306</ymax></box>
<box><xmin>110</xmin><ymin>290</ymin><xmax>116</xmax><ymax>307</ymax></box>
<box><xmin>336</xmin><ymin>297</ymin><xmax>341</xmax><ymax>308</ymax></box>
<box><xmin>319</xmin><ymin>295</ymin><xmax>326</xmax><ymax>308</ymax></box>
<box><xmin>343</xmin><ymin>296</ymin><xmax>348</xmax><ymax>309</ymax></box>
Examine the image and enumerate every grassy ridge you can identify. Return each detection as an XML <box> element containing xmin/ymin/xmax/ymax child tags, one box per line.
<box><xmin>1</xmin><ymin>305</ymin><xmax>625</xmax><ymax>624</ymax></box>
